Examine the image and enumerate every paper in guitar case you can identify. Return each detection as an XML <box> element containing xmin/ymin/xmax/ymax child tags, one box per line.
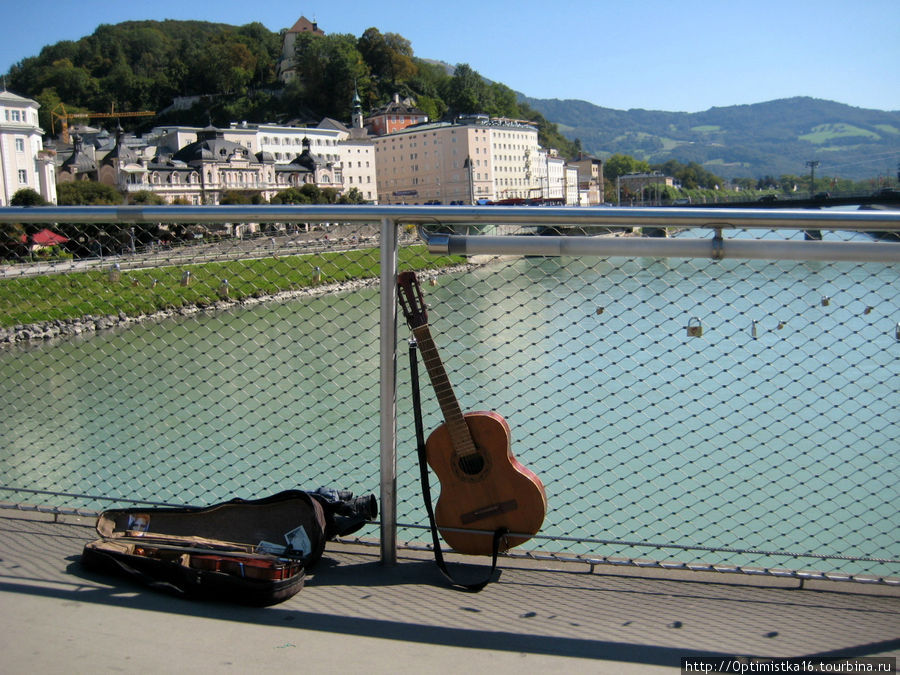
<box><xmin>81</xmin><ymin>488</ymin><xmax>377</xmax><ymax>606</ymax></box>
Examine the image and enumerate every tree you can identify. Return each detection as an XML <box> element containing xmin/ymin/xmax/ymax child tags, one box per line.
<box><xmin>414</xmin><ymin>94</ymin><xmax>446</xmax><ymax>123</ymax></box>
<box><xmin>220</xmin><ymin>189</ymin><xmax>266</xmax><ymax>205</ymax></box>
<box><xmin>55</xmin><ymin>181</ymin><xmax>125</xmax><ymax>257</ymax></box>
<box><xmin>4</xmin><ymin>190</ymin><xmax>50</xmax><ymax>258</ymax></box>
<box><xmin>271</xmin><ymin>184</ymin><xmax>362</xmax><ymax>205</ymax></box>
<box><xmin>358</xmin><ymin>28</ymin><xmax>416</xmax><ymax>95</ymax></box>
<box><xmin>57</xmin><ymin>181</ymin><xmax>124</xmax><ymax>205</ymax></box>
<box><xmin>604</xmin><ymin>154</ymin><xmax>651</xmax><ymax>181</ymax></box>
<box><xmin>485</xmin><ymin>83</ymin><xmax>518</xmax><ymax>118</ymax></box>
<box><xmin>337</xmin><ymin>187</ymin><xmax>366</xmax><ymax>204</ymax></box>
<box><xmin>10</xmin><ymin>188</ymin><xmax>48</xmax><ymax>206</ymax></box>
<box><xmin>271</xmin><ymin>187</ymin><xmax>313</xmax><ymax>205</ymax></box>
<box><xmin>129</xmin><ymin>190</ymin><xmax>165</xmax><ymax>205</ymax></box>
<box><xmin>443</xmin><ymin>63</ymin><xmax>487</xmax><ymax>115</ymax></box>
<box><xmin>193</xmin><ymin>35</ymin><xmax>257</xmax><ymax>95</ymax></box>
<box><xmin>234</xmin><ymin>22</ymin><xmax>282</xmax><ymax>85</ymax></box>
<box><xmin>0</xmin><ymin>221</ymin><xmax>26</xmax><ymax>260</ymax></box>
<box><xmin>779</xmin><ymin>175</ymin><xmax>802</xmax><ymax>194</ymax></box>
<box><xmin>294</xmin><ymin>33</ymin><xmax>370</xmax><ymax>120</ymax></box>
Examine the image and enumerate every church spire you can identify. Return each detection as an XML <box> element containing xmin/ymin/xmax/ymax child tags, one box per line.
<box><xmin>351</xmin><ymin>84</ymin><xmax>363</xmax><ymax>130</ymax></box>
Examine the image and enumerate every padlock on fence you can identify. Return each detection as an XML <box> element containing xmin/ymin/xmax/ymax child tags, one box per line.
<box><xmin>686</xmin><ymin>317</ymin><xmax>703</xmax><ymax>337</ymax></box>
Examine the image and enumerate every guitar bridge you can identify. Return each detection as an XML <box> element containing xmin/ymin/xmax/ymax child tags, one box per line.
<box><xmin>460</xmin><ymin>500</ymin><xmax>518</xmax><ymax>524</ymax></box>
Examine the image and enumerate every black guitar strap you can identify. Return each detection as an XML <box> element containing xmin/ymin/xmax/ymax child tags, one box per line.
<box><xmin>408</xmin><ymin>338</ymin><xmax>504</xmax><ymax>592</ymax></box>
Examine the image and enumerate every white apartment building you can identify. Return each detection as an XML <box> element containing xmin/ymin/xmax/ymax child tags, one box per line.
<box><xmin>489</xmin><ymin>118</ymin><xmax>543</xmax><ymax>201</ymax></box>
<box><xmin>0</xmin><ymin>89</ymin><xmax>56</xmax><ymax>205</ymax></box>
<box><xmin>565</xmin><ymin>166</ymin><xmax>580</xmax><ymax>205</ymax></box>
<box><xmin>374</xmin><ymin>115</ymin><xmax>571</xmax><ymax>205</ymax></box>
<box><xmin>547</xmin><ymin>152</ymin><xmax>566</xmax><ymax>202</ymax></box>
<box><xmin>151</xmin><ymin>123</ymin><xmax>341</xmax><ymax>164</ymax></box>
<box><xmin>374</xmin><ymin>118</ymin><xmax>491</xmax><ymax>204</ymax></box>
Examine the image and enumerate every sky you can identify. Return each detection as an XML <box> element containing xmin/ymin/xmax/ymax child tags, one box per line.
<box><xmin>1</xmin><ymin>0</ymin><xmax>898</xmax><ymax>113</ymax></box>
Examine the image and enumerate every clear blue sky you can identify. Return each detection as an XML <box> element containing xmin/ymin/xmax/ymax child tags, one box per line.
<box><xmin>1</xmin><ymin>0</ymin><xmax>898</xmax><ymax>113</ymax></box>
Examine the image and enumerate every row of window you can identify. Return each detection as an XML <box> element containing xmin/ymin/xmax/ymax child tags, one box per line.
<box><xmin>3</xmin><ymin>109</ymin><xmax>31</xmax><ymax>124</ymax></box>
<box><xmin>261</xmin><ymin>136</ymin><xmax>337</xmax><ymax>146</ymax></box>
<box><xmin>379</xmin><ymin>172</ymin><xmax>488</xmax><ymax>187</ymax></box>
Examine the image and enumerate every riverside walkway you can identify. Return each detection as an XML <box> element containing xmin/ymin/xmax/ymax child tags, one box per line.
<box><xmin>1</xmin><ymin>509</ymin><xmax>897</xmax><ymax>673</ymax></box>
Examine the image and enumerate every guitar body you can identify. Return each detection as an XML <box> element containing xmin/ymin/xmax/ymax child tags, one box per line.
<box><xmin>426</xmin><ymin>411</ymin><xmax>547</xmax><ymax>555</ymax></box>
<box><xmin>398</xmin><ymin>270</ymin><xmax>547</xmax><ymax>556</ymax></box>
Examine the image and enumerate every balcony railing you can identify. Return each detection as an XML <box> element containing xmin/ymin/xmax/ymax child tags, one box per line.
<box><xmin>1</xmin><ymin>205</ymin><xmax>898</xmax><ymax>585</ymax></box>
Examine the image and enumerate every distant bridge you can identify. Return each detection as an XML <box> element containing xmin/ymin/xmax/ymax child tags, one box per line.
<box><xmin>675</xmin><ymin>191</ymin><xmax>900</xmax><ymax>210</ymax></box>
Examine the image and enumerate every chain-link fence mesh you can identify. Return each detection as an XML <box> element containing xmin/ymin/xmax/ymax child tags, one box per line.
<box><xmin>1</xmin><ymin>219</ymin><xmax>897</xmax><ymax>582</ymax></box>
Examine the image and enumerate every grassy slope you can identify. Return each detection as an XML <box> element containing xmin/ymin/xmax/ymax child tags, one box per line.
<box><xmin>0</xmin><ymin>245</ymin><xmax>463</xmax><ymax>327</ymax></box>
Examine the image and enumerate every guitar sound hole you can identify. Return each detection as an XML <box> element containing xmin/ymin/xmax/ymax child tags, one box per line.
<box><xmin>458</xmin><ymin>454</ymin><xmax>485</xmax><ymax>476</ymax></box>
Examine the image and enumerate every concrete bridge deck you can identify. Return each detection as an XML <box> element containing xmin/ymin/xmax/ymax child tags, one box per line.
<box><xmin>1</xmin><ymin>509</ymin><xmax>897</xmax><ymax>674</ymax></box>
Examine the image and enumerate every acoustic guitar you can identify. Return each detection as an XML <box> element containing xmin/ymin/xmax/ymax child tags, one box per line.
<box><xmin>398</xmin><ymin>271</ymin><xmax>547</xmax><ymax>555</ymax></box>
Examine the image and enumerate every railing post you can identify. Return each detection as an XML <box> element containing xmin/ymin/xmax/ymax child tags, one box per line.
<box><xmin>379</xmin><ymin>217</ymin><xmax>398</xmax><ymax>565</ymax></box>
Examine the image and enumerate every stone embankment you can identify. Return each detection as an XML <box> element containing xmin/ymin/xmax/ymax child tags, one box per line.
<box><xmin>0</xmin><ymin>262</ymin><xmax>479</xmax><ymax>345</ymax></box>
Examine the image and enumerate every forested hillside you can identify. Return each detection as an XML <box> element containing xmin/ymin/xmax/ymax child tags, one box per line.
<box><xmin>521</xmin><ymin>95</ymin><xmax>900</xmax><ymax>180</ymax></box>
<box><xmin>4</xmin><ymin>19</ymin><xmax>577</xmax><ymax>156</ymax></box>
<box><xmin>7</xmin><ymin>19</ymin><xmax>898</xmax><ymax>180</ymax></box>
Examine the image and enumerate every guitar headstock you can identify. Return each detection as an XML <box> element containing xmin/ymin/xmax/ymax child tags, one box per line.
<box><xmin>397</xmin><ymin>271</ymin><xmax>428</xmax><ymax>330</ymax></box>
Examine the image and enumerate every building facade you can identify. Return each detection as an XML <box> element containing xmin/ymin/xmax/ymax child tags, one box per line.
<box><xmin>568</xmin><ymin>153</ymin><xmax>605</xmax><ymax>206</ymax></box>
<box><xmin>365</xmin><ymin>94</ymin><xmax>429</xmax><ymax>137</ymax></box>
<box><xmin>373</xmin><ymin>115</ymin><xmax>573</xmax><ymax>205</ymax></box>
<box><xmin>104</xmin><ymin>117</ymin><xmax>377</xmax><ymax>204</ymax></box>
<box><xmin>374</xmin><ymin>118</ymin><xmax>490</xmax><ymax>204</ymax></box>
<box><xmin>0</xmin><ymin>89</ymin><xmax>56</xmax><ymax>205</ymax></box>
<box><xmin>617</xmin><ymin>172</ymin><xmax>674</xmax><ymax>204</ymax></box>
<box><xmin>488</xmin><ymin>117</ymin><xmax>543</xmax><ymax>202</ymax></box>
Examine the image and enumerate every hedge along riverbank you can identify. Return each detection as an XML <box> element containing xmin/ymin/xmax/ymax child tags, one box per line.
<box><xmin>0</xmin><ymin>244</ymin><xmax>468</xmax><ymax>343</ymax></box>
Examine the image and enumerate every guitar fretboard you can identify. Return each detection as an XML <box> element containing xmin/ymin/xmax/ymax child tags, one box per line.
<box><xmin>412</xmin><ymin>324</ymin><xmax>478</xmax><ymax>458</ymax></box>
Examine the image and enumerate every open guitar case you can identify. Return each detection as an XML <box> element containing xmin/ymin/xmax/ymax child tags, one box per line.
<box><xmin>81</xmin><ymin>488</ymin><xmax>376</xmax><ymax>606</ymax></box>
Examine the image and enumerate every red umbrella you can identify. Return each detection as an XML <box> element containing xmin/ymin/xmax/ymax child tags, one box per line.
<box><xmin>21</xmin><ymin>228</ymin><xmax>69</xmax><ymax>245</ymax></box>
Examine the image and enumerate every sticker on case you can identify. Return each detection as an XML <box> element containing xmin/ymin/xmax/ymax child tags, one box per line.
<box><xmin>257</xmin><ymin>540</ymin><xmax>286</xmax><ymax>555</ymax></box>
<box><xmin>284</xmin><ymin>526</ymin><xmax>311</xmax><ymax>557</ymax></box>
<box><xmin>127</xmin><ymin>513</ymin><xmax>151</xmax><ymax>533</ymax></box>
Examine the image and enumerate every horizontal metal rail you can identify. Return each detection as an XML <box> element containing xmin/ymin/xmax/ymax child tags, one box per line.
<box><xmin>426</xmin><ymin>233</ymin><xmax>900</xmax><ymax>263</ymax></box>
<box><xmin>2</xmin><ymin>204</ymin><xmax>899</xmax><ymax>230</ymax></box>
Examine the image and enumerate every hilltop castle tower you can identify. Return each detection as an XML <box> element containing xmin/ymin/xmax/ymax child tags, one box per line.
<box><xmin>278</xmin><ymin>16</ymin><xmax>325</xmax><ymax>83</ymax></box>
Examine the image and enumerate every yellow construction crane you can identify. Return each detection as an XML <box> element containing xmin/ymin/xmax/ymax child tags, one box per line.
<box><xmin>50</xmin><ymin>103</ymin><xmax>155</xmax><ymax>143</ymax></box>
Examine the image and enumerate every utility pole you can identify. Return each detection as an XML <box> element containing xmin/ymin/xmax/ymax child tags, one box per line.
<box><xmin>806</xmin><ymin>160</ymin><xmax>819</xmax><ymax>197</ymax></box>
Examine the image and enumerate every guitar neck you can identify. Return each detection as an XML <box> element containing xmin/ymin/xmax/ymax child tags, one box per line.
<box><xmin>412</xmin><ymin>324</ymin><xmax>477</xmax><ymax>457</ymax></box>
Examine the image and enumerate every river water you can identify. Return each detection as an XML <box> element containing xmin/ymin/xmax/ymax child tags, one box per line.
<box><xmin>1</xmin><ymin>246</ymin><xmax>897</xmax><ymax>576</ymax></box>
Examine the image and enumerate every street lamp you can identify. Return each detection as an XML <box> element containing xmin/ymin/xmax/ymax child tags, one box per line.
<box><xmin>806</xmin><ymin>160</ymin><xmax>819</xmax><ymax>197</ymax></box>
<box><xmin>463</xmin><ymin>157</ymin><xmax>474</xmax><ymax>204</ymax></box>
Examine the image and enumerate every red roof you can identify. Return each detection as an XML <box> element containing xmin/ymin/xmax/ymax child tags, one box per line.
<box><xmin>22</xmin><ymin>228</ymin><xmax>68</xmax><ymax>245</ymax></box>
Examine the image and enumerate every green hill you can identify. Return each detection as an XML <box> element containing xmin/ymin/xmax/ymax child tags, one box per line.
<box><xmin>3</xmin><ymin>19</ymin><xmax>577</xmax><ymax>157</ymax></box>
<box><xmin>520</xmin><ymin>95</ymin><xmax>900</xmax><ymax>180</ymax></box>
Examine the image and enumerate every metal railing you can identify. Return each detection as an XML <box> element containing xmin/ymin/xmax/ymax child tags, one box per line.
<box><xmin>1</xmin><ymin>205</ymin><xmax>898</xmax><ymax>584</ymax></box>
